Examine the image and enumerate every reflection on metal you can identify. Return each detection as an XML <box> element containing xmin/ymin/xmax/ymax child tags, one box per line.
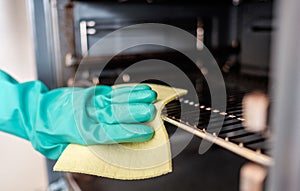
<box><xmin>269</xmin><ymin>0</ymin><xmax>300</xmax><ymax>190</ymax></box>
<box><xmin>86</xmin><ymin>20</ymin><xmax>96</xmax><ymax>27</ymax></box>
<box><xmin>80</xmin><ymin>21</ymin><xmax>88</xmax><ymax>55</ymax></box>
<box><xmin>196</xmin><ymin>20</ymin><xmax>204</xmax><ymax>50</ymax></box>
<box><xmin>49</xmin><ymin>0</ymin><xmax>64</xmax><ymax>87</ymax></box>
<box><xmin>242</xmin><ymin>91</ymin><xmax>269</xmax><ymax>133</ymax></box>
<box><xmin>87</xmin><ymin>28</ymin><xmax>96</xmax><ymax>35</ymax></box>
<box><xmin>162</xmin><ymin>114</ymin><xmax>273</xmax><ymax>167</ymax></box>
<box><xmin>122</xmin><ymin>74</ymin><xmax>131</xmax><ymax>82</ymax></box>
<box><xmin>65</xmin><ymin>53</ymin><xmax>79</xmax><ymax>67</ymax></box>
<box><xmin>240</xmin><ymin>163</ymin><xmax>267</xmax><ymax>191</ymax></box>
<box><xmin>232</xmin><ymin>0</ymin><xmax>240</xmax><ymax>6</ymax></box>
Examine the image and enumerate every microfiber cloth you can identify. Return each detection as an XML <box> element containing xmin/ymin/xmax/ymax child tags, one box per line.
<box><xmin>54</xmin><ymin>84</ymin><xmax>187</xmax><ymax>180</ymax></box>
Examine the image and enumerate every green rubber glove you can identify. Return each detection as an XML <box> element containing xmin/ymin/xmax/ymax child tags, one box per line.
<box><xmin>0</xmin><ymin>70</ymin><xmax>157</xmax><ymax>160</ymax></box>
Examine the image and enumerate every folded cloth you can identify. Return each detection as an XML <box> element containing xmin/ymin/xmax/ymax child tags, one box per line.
<box><xmin>54</xmin><ymin>84</ymin><xmax>187</xmax><ymax>180</ymax></box>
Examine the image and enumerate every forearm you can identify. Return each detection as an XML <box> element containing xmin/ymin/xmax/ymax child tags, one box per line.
<box><xmin>0</xmin><ymin>74</ymin><xmax>48</xmax><ymax>140</ymax></box>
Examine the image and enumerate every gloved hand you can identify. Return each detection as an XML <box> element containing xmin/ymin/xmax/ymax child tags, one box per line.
<box><xmin>0</xmin><ymin>70</ymin><xmax>157</xmax><ymax>160</ymax></box>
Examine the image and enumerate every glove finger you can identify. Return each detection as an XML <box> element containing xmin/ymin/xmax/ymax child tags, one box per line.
<box><xmin>97</xmin><ymin>103</ymin><xmax>156</xmax><ymax>124</ymax></box>
<box><xmin>111</xmin><ymin>89</ymin><xmax>157</xmax><ymax>104</ymax></box>
<box><xmin>84</xmin><ymin>123</ymin><xmax>154</xmax><ymax>144</ymax></box>
<box><xmin>93</xmin><ymin>85</ymin><xmax>150</xmax><ymax>97</ymax></box>
<box><xmin>112</xmin><ymin>85</ymin><xmax>151</xmax><ymax>95</ymax></box>
<box><xmin>94</xmin><ymin>85</ymin><xmax>112</xmax><ymax>95</ymax></box>
<box><xmin>94</xmin><ymin>85</ymin><xmax>155</xmax><ymax>108</ymax></box>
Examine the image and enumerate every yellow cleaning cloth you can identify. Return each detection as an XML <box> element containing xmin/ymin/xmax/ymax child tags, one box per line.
<box><xmin>54</xmin><ymin>84</ymin><xmax>187</xmax><ymax>180</ymax></box>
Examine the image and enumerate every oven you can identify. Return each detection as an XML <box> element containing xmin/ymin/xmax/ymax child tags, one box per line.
<box><xmin>29</xmin><ymin>0</ymin><xmax>299</xmax><ymax>190</ymax></box>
